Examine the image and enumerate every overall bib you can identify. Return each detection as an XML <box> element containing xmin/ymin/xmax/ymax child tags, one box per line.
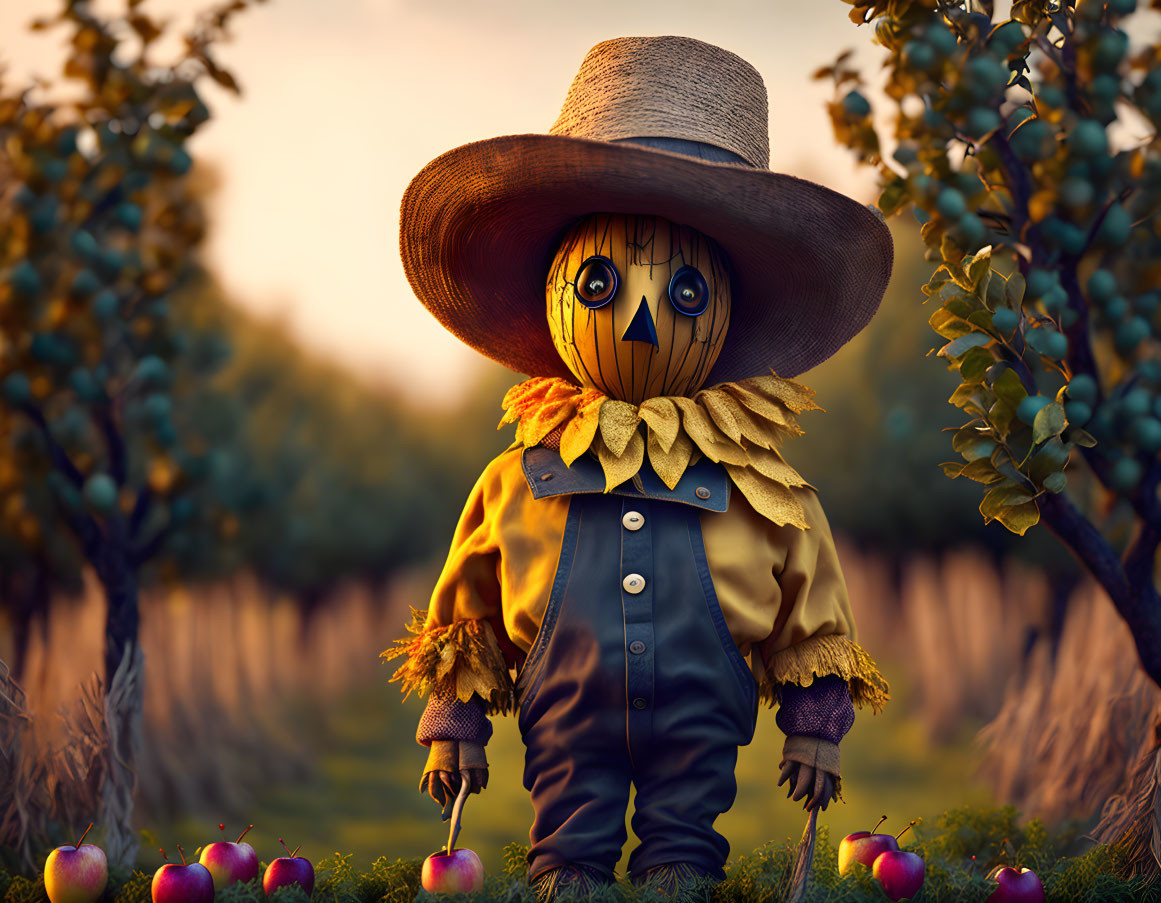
<box><xmin>515</xmin><ymin>447</ymin><xmax>760</xmax><ymax>882</ymax></box>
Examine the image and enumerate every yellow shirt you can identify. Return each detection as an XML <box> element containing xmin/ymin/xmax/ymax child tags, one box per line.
<box><xmin>388</xmin><ymin>444</ymin><xmax>889</xmax><ymax>716</ymax></box>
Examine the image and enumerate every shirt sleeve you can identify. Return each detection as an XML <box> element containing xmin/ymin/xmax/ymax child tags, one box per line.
<box><xmin>381</xmin><ymin>452</ymin><xmax>518</xmax><ymax>715</ymax></box>
<box><xmin>754</xmin><ymin>488</ymin><xmax>890</xmax><ymax>713</ymax></box>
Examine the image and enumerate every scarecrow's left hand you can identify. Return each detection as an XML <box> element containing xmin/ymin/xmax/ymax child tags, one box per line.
<box><xmin>778</xmin><ymin>736</ymin><xmax>841</xmax><ymax>812</ymax></box>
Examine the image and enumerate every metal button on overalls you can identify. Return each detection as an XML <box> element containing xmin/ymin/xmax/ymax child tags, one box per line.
<box><xmin>515</xmin><ymin>447</ymin><xmax>758</xmax><ymax>884</ymax></box>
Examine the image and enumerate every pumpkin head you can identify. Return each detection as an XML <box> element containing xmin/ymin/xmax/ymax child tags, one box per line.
<box><xmin>546</xmin><ymin>213</ymin><xmax>732</xmax><ymax>402</ymax></box>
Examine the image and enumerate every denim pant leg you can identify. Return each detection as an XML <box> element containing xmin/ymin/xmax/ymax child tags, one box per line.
<box><xmin>523</xmin><ymin>732</ymin><xmax>632</xmax><ymax>880</ymax></box>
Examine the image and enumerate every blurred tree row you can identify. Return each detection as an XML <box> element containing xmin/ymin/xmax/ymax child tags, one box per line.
<box><xmin>0</xmin><ymin>0</ymin><xmax>505</xmax><ymax>868</ymax></box>
<box><xmin>818</xmin><ymin>0</ymin><xmax>1161</xmax><ymax>691</ymax></box>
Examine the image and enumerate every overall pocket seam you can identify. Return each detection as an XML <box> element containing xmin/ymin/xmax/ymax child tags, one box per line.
<box><xmin>515</xmin><ymin>495</ymin><xmax>584</xmax><ymax>715</ymax></box>
<box><xmin>685</xmin><ymin>508</ymin><xmax>759</xmax><ymax>715</ymax></box>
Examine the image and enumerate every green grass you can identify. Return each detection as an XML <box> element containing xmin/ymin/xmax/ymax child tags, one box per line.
<box><xmin>154</xmin><ymin>670</ymin><xmax>995</xmax><ymax>878</ymax></box>
<box><xmin>6</xmin><ymin>811</ymin><xmax>1159</xmax><ymax>903</ymax></box>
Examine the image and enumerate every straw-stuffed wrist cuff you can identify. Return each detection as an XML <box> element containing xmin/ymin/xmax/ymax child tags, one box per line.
<box><xmin>760</xmin><ymin>634</ymin><xmax>890</xmax><ymax>713</ymax></box>
<box><xmin>417</xmin><ymin>685</ymin><xmax>493</xmax><ymax>747</ymax></box>
<box><xmin>382</xmin><ymin>609</ymin><xmax>515</xmax><ymax>715</ymax></box>
<box><xmin>775</xmin><ymin>674</ymin><xmax>855</xmax><ymax>745</ymax></box>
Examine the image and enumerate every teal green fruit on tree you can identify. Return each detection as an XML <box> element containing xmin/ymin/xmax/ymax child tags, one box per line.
<box><xmin>1066</xmin><ymin>374</ymin><xmax>1098</xmax><ymax>406</ymax></box>
<box><xmin>1087</xmin><ymin>269</ymin><xmax>1117</xmax><ymax>304</ymax></box>
<box><xmin>1069</xmin><ymin>120</ymin><xmax>1108</xmax><ymax>158</ymax></box>
<box><xmin>1018</xmin><ymin>395</ymin><xmax>1052</xmax><ymax>425</ymax></box>
<box><xmin>992</xmin><ymin>308</ymin><xmax>1019</xmax><ymax>334</ymax></box>
<box><xmin>1097</xmin><ymin>203</ymin><xmax>1131</xmax><ymax>245</ymax></box>
<box><xmin>1025</xmin><ymin>268</ymin><xmax>1056</xmax><ymax>299</ymax></box>
<box><xmin>936</xmin><ymin>188</ymin><xmax>967</xmax><ymax>219</ymax></box>
<box><xmin>1064</xmin><ymin>400</ymin><xmax>1093</xmax><ymax>426</ymax></box>
<box><xmin>83</xmin><ymin>474</ymin><xmax>118</xmax><ymax>512</ymax></box>
<box><xmin>2</xmin><ymin>372</ymin><xmax>31</xmax><ymax>405</ymax></box>
<box><xmin>903</xmin><ymin>41</ymin><xmax>936</xmax><ymax>70</ymax></box>
<box><xmin>1105</xmin><ymin>296</ymin><xmax>1130</xmax><ymax>321</ymax></box>
<box><xmin>1110</xmin><ymin>457</ymin><xmax>1143</xmax><ymax>493</ymax></box>
<box><xmin>1129</xmin><ymin>417</ymin><xmax>1161</xmax><ymax>454</ymax></box>
<box><xmin>842</xmin><ymin>90</ymin><xmax>871</xmax><ymax>117</ymax></box>
<box><xmin>1115</xmin><ymin>318</ymin><xmax>1150</xmax><ymax>355</ymax></box>
<box><xmin>9</xmin><ymin>261</ymin><xmax>42</xmax><ymax>296</ymax></box>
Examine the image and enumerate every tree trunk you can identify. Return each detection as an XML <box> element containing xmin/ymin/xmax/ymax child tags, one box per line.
<box><xmin>95</xmin><ymin>520</ymin><xmax>143</xmax><ymax>870</ymax></box>
<box><xmin>1091</xmin><ymin>719</ymin><xmax>1161</xmax><ymax>879</ymax></box>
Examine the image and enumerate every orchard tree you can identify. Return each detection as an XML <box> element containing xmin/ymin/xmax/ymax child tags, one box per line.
<box><xmin>0</xmin><ymin>0</ymin><xmax>260</xmax><ymax>865</ymax></box>
<box><xmin>819</xmin><ymin>0</ymin><xmax>1161</xmax><ymax>686</ymax></box>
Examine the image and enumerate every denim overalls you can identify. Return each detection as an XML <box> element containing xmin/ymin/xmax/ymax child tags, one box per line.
<box><xmin>515</xmin><ymin>446</ymin><xmax>760</xmax><ymax>882</ymax></box>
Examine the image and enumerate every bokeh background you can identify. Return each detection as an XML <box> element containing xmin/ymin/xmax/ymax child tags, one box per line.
<box><xmin>1</xmin><ymin>0</ymin><xmax>1157</xmax><ymax>881</ymax></box>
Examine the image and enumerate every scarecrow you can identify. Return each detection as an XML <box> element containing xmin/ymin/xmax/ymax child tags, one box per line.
<box><xmin>386</xmin><ymin>35</ymin><xmax>893</xmax><ymax>901</ymax></box>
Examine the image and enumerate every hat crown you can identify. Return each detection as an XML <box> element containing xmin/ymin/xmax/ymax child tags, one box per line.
<box><xmin>549</xmin><ymin>35</ymin><xmax>770</xmax><ymax>170</ymax></box>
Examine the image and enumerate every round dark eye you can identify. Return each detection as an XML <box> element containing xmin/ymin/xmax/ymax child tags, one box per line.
<box><xmin>668</xmin><ymin>265</ymin><xmax>709</xmax><ymax>316</ymax></box>
<box><xmin>574</xmin><ymin>256</ymin><xmax>618</xmax><ymax>309</ymax></box>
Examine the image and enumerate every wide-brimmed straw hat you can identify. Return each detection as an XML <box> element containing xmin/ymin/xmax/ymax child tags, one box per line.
<box><xmin>399</xmin><ymin>35</ymin><xmax>894</xmax><ymax>384</ymax></box>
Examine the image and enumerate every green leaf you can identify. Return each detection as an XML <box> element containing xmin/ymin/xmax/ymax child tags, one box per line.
<box><xmin>1005</xmin><ymin>271</ymin><xmax>1026</xmax><ymax>307</ymax></box>
<box><xmin>960</xmin><ymin>458</ymin><xmax>1004</xmax><ymax>484</ymax></box>
<box><xmin>878</xmin><ymin>178</ymin><xmax>910</xmax><ymax>217</ymax></box>
<box><xmin>988</xmin><ymin>398</ymin><xmax>1017</xmax><ymax>439</ymax></box>
<box><xmin>939</xmin><ymin>332</ymin><xmax>992</xmax><ymax>358</ymax></box>
<box><xmin>992</xmin><ymin>368</ymin><xmax>1028</xmax><ymax>409</ymax></box>
<box><xmin>1043</xmin><ymin>471</ymin><xmax>1068</xmax><ymax>494</ymax></box>
<box><xmin>995</xmin><ymin>499</ymin><xmax>1041</xmax><ymax>535</ymax></box>
<box><xmin>959</xmin><ymin>346</ymin><xmax>994</xmax><ymax>384</ymax></box>
<box><xmin>949</xmin><ymin>383</ymin><xmax>989</xmax><ymax>414</ymax></box>
<box><xmin>941</xmin><ymin>461</ymin><xmax>967</xmax><ymax>478</ymax></box>
<box><xmin>980</xmin><ymin>482</ymin><xmax>1036</xmax><ymax>520</ymax></box>
<box><xmin>1032</xmin><ymin>402</ymin><xmax>1067</xmax><ymax>444</ymax></box>
<box><xmin>1068</xmin><ymin>428</ymin><xmax>1098</xmax><ymax>448</ymax></box>
<box><xmin>929</xmin><ymin>307</ymin><xmax>975</xmax><ymax>340</ymax></box>
<box><xmin>967</xmin><ymin>310</ymin><xmax>996</xmax><ymax>330</ymax></box>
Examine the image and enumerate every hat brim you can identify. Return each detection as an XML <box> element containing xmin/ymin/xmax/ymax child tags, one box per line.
<box><xmin>399</xmin><ymin>133</ymin><xmax>893</xmax><ymax>384</ymax></box>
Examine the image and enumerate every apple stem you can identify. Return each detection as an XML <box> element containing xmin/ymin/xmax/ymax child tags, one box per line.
<box><xmin>279</xmin><ymin>837</ymin><xmax>294</xmax><ymax>857</ymax></box>
<box><xmin>895</xmin><ymin>820</ymin><xmax>918</xmax><ymax>842</ymax></box>
<box><xmin>236</xmin><ymin>824</ymin><xmax>253</xmax><ymax>844</ymax></box>
<box><xmin>176</xmin><ymin>844</ymin><xmax>187</xmax><ymax>866</ymax></box>
<box><xmin>75</xmin><ymin>822</ymin><xmax>94</xmax><ymax>848</ymax></box>
<box><xmin>870</xmin><ymin>814</ymin><xmax>888</xmax><ymax>835</ymax></box>
<box><xmin>291</xmin><ymin>845</ymin><xmax>301</xmax><ymax>858</ymax></box>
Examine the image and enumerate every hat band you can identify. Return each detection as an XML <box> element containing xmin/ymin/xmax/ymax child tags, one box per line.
<box><xmin>613</xmin><ymin>136</ymin><xmax>753</xmax><ymax>168</ymax></box>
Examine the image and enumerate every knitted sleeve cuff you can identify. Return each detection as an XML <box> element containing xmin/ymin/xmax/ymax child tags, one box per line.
<box><xmin>416</xmin><ymin>685</ymin><xmax>493</xmax><ymax>746</ymax></box>
<box><xmin>775</xmin><ymin>673</ymin><xmax>855</xmax><ymax>745</ymax></box>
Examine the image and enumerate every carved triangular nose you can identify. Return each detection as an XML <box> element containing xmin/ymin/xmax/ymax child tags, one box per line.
<box><xmin>621</xmin><ymin>296</ymin><xmax>658</xmax><ymax>347</ymax></box>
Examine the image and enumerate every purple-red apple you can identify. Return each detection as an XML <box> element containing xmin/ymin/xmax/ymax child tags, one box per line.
<box><xmin>199</xmin><ymin>823</ymin><xmax>259</xmax><ymax>889</ymax></box>
<box><xmin>987</xmin><ymin>865</ymin><xmax>1045</xmax><ymax>903</ymax></box>
<box><xmin>264</xmin><ymin>838</ymin><xmax>315</xmax><ymax>896</ymax></box>
<box><xmin>152</xmin><ymin>847</ymin><xmax>214</xmax><ymax>903</ymax></box>
<box><xmin>838</xmin><ymin>815</ymin><xmax>899</xmax><ymax>875</ymax></box>
<box><xmin>44</xmin><ymin>824</ymin><xmax>108</xmax><ymax>903</ymax></box>
<box><xmin>421</xmin><ymin>848</ymin><xmax>484</xmax><ymax>894</ymax></box>
<box><xmin>873</xmin><ymin>850</ymin><xmax>925</xmax><ymax>901</ymax></box>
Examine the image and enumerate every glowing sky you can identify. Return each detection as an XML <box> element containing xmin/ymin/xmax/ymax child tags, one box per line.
<box><xmin>2</xmin><ymin>0</ymin><xmax>894</xmax><ymax>402</ymax></box>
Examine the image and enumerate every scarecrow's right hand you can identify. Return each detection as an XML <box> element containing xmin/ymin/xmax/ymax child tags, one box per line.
<box><xmin>420</xmin><ymin>741</ymin><xmax>489</xmax><ymax>816</ymax></box>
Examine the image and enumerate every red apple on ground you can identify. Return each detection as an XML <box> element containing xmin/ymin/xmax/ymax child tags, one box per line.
<box><xmin>873</xmin><ymin>849</ymin><xmax>925</xmax><ymax>901</ymax></box>
<box><xmin>422</xmin><ymin>848</ymin><xmax>484</xmax><ymax>894</ymax></box>
<box><xmin>264</xmin><ymin>838</ymin><xmax>315</xmax><ymax>896</ymax></box>
<box><xmin>838</xmin><ymin>815</ymin><xmax>898</xmax><ymax>875</ymax></box>
<box><xmin>44</xmin><ymin>824</ymin><xmax>108</xmax><ymax>903</ymax></box>
<box><xmin>422</xmin><ymin>774</ymin><xmax>484</xmax><ymax>893</ymax></box>
<box><xmin>987</xmin><ymin>865</ymin><xmax>1045</xmax><ymax>903</ymax></box>
<box><xmin>152</xmin><ymin>846</ymin><xmax>214</xmax><ymax>903</ymax></box>
<box><xmin>199</xmin><ymin>823</ymin><xmax>259</xmax><ymax>889</ymax></box>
